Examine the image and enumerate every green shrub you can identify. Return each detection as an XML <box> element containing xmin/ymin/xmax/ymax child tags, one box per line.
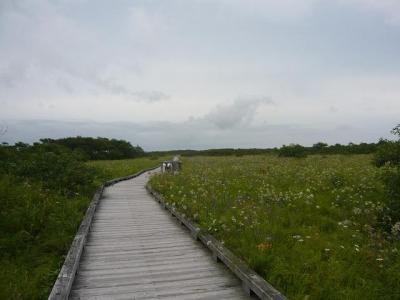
<box><xmin>374</xmin><ymin>140</ymin><xmax>400</xmax><ymax>167</ymax></box>
<box><xmin>374</xmin><ymin>124</ymin><xmax>400</xmax><ymax>232</ymax></box>
<box><xmin>278</xmin><ymin>144</ymin><xmax>307</xmax><ymax>158</ymax></box>
<box><xmin>16</xmin><ymin>151</ymin><xmax>95</xmax><ymax>196</ymax></box>
<box><xmin>40</xmin><ymin>137</ymin><xmax>145</xmax><ymax>160</ymax></box>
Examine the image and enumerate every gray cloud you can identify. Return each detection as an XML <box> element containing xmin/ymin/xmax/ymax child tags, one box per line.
<box><xmin>203</xmin><ymin>96</ymin><xmax>275</xmax><ymax>129</ymax></box>
<box><xmin>94</xmin><ymin>77</ymin><xmax>169</xmax><ymax>103</ymax></box>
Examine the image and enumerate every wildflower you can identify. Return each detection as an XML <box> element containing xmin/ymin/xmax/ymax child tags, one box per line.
<box><xmin>324</xmin><ymin>248</ymin><xmax>330</xmax><ymax>252</ymax></box>
<box><xmin>257</xmin><ymin>242</ymin><xmax>272</xmax><ymax>251</ymax></box>
<box><xmin>353</xmin><ymin>207</ymin><xmax>362</xmax><ymax>215</ymax></box>
<box><xmin>376</xmin><ymin>257</ymin><xmax>384</xmax><ymax>261</ymax></box>
<box><xmin>391</xmin><ymin>222</ymin><xmax>400</xmax><ymax>235</ymax></box>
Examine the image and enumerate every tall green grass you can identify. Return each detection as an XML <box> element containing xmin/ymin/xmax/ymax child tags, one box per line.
<box><xmin>87</xmin><ymin>156</ymin><xmax>167</xmax><ymax>185</ymax></box>
<box><xmin>150</xmin><ymin>155</ymin><xmax>400</xmax><ymax>300</ymax></box>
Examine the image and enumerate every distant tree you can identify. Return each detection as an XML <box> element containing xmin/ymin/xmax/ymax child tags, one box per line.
<box><xmin>40</xmin><ymin>137</ymin><xmax>145</xmax><ymax>160</ymax></box>
<box><xmin>279</xmin><ymin>144</ymin><xmax>307</xmax><ymax>158</ymax></box>
<box><xmin>312</xmin><ymin>142</ymin><xmax>328</xmax><ymax>154</ymax></box>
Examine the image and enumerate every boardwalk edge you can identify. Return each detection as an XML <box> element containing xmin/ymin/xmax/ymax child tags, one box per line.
<box><xmin>146</xmin><ymin>184</ymin><xmax>287</xmax><ymax>300</ymax></box>
<box><xmin>48</xmin><ymin>166</ymin><xmax>159</xmax><ymax>300</ymax></box>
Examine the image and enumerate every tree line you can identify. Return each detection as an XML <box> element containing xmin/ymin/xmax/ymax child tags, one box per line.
<box><xmin>149</xmin><ymin>141</ymin><xmax>383</xmax><ymax>158</ymax></box>
<box><xmin>4</xmin><ymin>136</ymin><xmax>145</xmax><ymax>161</ymax></box>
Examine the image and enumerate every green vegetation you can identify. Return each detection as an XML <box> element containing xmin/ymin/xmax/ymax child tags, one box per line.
<box><xmin>150</xmin><ymin>154</ymin><xmax>400</xmax><ymax>299</ymax></box>
<box><xmin>1</xmin><ymin>127</ymin><xmax>398</xmax><ymax>299</ymax></box>
<box><xmin>40</xmin><ymin>136</ymin><xmax>145</xmax><ymax>160</ymax></box>
<box><xmin>88</xmin><ymin>156</ymin><xmax>167</xmax><ymax>186</ymax></box>
<box><xmin>0</xmin><ymin>139</ymin><xmax>162</xmax><ymax>300</ymax></box>
<box><xmin>149</xmin><ymin>140</ymin><xmax>381</xmax><ymax>158</ymax></box>
<box><xmin>374</xmin><ymin>124</ymin><xmax>400</xmax><ymax>234</ymax></box>
<box><xmin>278</xmin><ymin>144</ymin><xmax>307</xmax><ymax>158</ymax></box>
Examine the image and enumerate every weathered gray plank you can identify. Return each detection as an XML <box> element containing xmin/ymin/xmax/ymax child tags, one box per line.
<box><xmin>69</xmin><ymin>170</ymin><xmax>249</xmax><ymax>299</ymax></box>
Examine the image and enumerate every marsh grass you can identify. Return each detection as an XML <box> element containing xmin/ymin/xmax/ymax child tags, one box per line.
<box><xmin>150</xmin><ymin>155</ymin><xmax>400</xmax><ymax>300</ymax></box>
<box><xmin>0</xmin><ymin>156</ymin><xmax>164</xmax><ymax>299</ymax></box>
<box><xmin>87</xmin><ymin>156</ymin><xmax>167</xmax><ymax>185</ymax></box>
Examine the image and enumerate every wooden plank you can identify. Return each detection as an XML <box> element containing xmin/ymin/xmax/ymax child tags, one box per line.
<box><xmin>47</xmin><ymin>186</ymin><xmax>103</xmax><ymax>300</ymax></box>
<box><xmin>48</xmin><ymin>167</ymin><xmax>158</xmax><ymax>300</ymax></box>
<box><xmin>68</xmin><ymin>169</ymin><xmax>250</xmax><ymax>299</ymax></box>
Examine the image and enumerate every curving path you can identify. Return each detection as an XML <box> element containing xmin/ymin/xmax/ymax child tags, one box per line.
<box><xmin>69</xmin><ymin>170</ymin><xmax>250</xmax><ymax>300</ymax></box>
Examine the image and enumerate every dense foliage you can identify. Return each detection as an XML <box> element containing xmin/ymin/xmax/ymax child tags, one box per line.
<box><xmin>278</xmin><ymin>144</ymin><xmax>307</xmax><ymax>158</ymax></box>
<box><xmin>374</xmin><ymin>124</ymin><xmax>400</xmax><ymax>234</ymax></box>
<box><xmin>0</xmin><ymin>142</ymin><xmax>96</xmax><ymax>299</ymax></box>
<box><xmin>150</xmin><ymin>155</ymin><xmax>400</xmax><ymax>300</ymax></box>
<box><xmin>40</xmin><ymin>136</ymin><xmax>145</xmax><ymax>160</ymax></box>
<box><xmin>0</xmin><ymin>141</ymin><xmax>162</xmax><ymax>299</ymax></box>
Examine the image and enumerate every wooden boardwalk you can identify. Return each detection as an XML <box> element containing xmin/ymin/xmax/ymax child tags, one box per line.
<box><xmin>69</xmin><ymin>170</ymin><xmax>250</xmax><ymax>300</ymax></box>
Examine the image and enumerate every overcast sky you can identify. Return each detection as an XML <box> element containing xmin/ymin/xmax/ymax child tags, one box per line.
<box><xmin>1</xmin><ymin>0</ymin><xmax>399</xmax><ymax>150</ymax></box>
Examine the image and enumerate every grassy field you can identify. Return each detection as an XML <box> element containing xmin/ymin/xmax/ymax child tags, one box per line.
<box><xmin>149</xmin><ymin>155</ymin><xmax>400</xmax><ymax>300</ymax></box>
<box><xmin>0</xmin><ymin>156</ymin><xmax>163</xmax><ymax>300</ymax></box>
<box><xmin>87</xmin><ymin>156</ymin><xmax>166</xmax><ymax>185</ymax></box>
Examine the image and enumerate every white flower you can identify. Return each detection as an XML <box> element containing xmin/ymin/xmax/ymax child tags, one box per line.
<box><xmin>391</xmin><ymin>222</ymin><xmax>400</xmax><ymax>235</ymax></box>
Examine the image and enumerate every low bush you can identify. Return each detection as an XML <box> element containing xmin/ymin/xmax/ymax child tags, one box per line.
<box><xmin>278</xmin><ymin>144</ymin><xmax>307</xmax><ymax>158</ymax></box>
